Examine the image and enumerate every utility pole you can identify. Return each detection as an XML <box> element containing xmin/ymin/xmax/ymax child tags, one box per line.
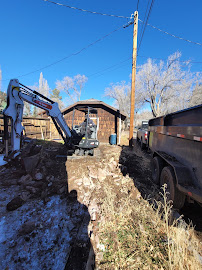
<box><xmin>129</xmin><ymin>11</ymin><xmax>138</xmax><ymax>147</ymax></box>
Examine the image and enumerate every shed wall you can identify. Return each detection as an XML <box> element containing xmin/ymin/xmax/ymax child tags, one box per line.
<box><xmin>63</xmin><ymin>107</ymin><xmax>120</xmax><ymax>143</ymax></box>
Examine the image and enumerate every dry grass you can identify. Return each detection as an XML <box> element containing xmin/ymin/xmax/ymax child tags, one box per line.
<box><xmin>97</xmin><ymin>185</ymin><xmax>202</xmax><ymax>270</ymax></box>
<box><xmin>120</xmin><ymin>131</ymin><xmax>129</xmax><ymax>146</ymax></box>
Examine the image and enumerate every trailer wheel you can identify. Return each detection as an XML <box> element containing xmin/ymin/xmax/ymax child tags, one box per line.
<box><xmin>160</xmin><ymin>166</ymin><xmax>185</xmax><ymax>209</ymax></box>
<box><xmin>151</xmin><ymin>156</ymin><xmax>163</xmax><ymax>184</ymax></box>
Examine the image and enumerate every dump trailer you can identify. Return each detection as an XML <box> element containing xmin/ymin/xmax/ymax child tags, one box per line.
<box><xmin>149</xmin><ymin>104</ymin><xmax>202</xmax><ymax>209</ymax></box>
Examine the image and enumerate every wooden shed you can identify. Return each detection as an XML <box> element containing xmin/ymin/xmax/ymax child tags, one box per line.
<box><xmin>62</xmin><ymin>99</ymin><xmax>127</xmax><ymax>144</ymax></box>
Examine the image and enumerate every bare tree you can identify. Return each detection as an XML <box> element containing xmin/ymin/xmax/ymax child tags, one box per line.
<box><xmin>104</xmin><ymin>81</ymin><xmax>131</xmax><ymax>117</ymax></box>
<box><xmin>56</xmin><ymin>74</ymin><xmax>88</xmax><ymax>104</ymax></box>
<box><xmin>104</xmin><ymin>80</ymin><xmax>144</xmax><ymax>119</ymax></box>
<box><xmin>74</xmin><ymin>74</ymin><xmax>88</xmax><ymax>101</ymax></box>
<box><xmin>189</xmin><ymin>82</ymin><xmax>202</xmax><ymax>106</ymax></box>
<box><xmin>135</xmin><ymin>110</ymin><xmax>153</xmax><ymax>127</ymax></box>
<box><xmin>136</xmin><ymin>52</ymin><xmax>196</xmax><ymax>117</ymax></box>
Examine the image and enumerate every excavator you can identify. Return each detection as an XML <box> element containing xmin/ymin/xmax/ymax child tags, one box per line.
<box><xmin>0</xmin><ymin>79</ymin><xmax>99</xmax><ymax>166</ymax></box>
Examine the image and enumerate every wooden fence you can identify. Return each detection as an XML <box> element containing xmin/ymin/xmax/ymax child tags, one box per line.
<box><xmin>0</xmin><ymin>115</ymin><xmax>62</xmax><ymax>141</ymax></box>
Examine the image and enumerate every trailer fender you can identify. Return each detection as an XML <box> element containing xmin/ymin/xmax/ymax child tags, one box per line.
<box><xmin>153</xmin><ymin>151</ymin><xmax>193</xmax><ymax>187</ymax></box>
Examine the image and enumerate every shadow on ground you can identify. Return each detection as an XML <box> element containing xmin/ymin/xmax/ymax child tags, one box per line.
<box><xmin>119</xmin><ymin>140</ymin><xmax>157</xmax><ymax>201</ymax></box>
<box><xmin>0</xmin><ymin>139</ymin><xmax>94</xmax><ymax>269</ymax></box>
<box><xmin>65</xmin><ymin>190</ymin><xmax>94</xmax><ymax>270</ymax></box>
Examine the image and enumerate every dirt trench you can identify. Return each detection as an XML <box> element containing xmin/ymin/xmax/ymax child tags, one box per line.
<box><xmin>0</xmin><ymin>139</ymin><xmax>201</xmax><ymax>269</ymax></box>
<box><xmin>1</xmin><ymin>141</ymin><xmax>136</xmax><ymax>269</ymax></box>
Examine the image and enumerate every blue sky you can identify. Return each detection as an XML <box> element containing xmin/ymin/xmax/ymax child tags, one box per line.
<box><xmin>0</xmin><ymin>0</ymin><xmax>202</xmax><ymax>106</ymax></box>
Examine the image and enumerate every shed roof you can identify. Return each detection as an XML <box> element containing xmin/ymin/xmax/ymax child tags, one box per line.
<box><xmin>62</xmin><ymin>99</ymin><xmax>127</xmax><ymax>119</ymax></box>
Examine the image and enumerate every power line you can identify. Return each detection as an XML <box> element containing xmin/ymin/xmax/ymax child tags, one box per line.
<box><xmin>43</xmin><ymin>0</ymin><xmax>130</xmax><ymax>19</ymax></box>
<box><xmin>138</xmin><ymin>0</ymin><xmax>155</xmax><ymax>52</ymax></box>
<box><xmin>89</xmin><ymin>54</ymin><xmax>202</xmax><ymax>78</ymax></box>
<box><xmin>138</xmin><ymin>19</ymin><xmax>202</xmax><ymax>46</ymax></box>
<box><xmin>88</xmin><ymin>57</ymin><xmax>132</xmax><ymax>78</ymax></box>
<box><xmin>93</xmin><ymin>62</ymin><xmax>135</xmax><ymax>79</ymax></box>
<box><xmin>137</xmin><ymin>0</ymin><xmax>150</xmax><ymax>52</ymax></box>
<box><xmin>136</xmin><ymin>0</ymin><xmax>140</xmax><ymax>11</ymax></box>
<box><xmin>90</xmin><ymin>55</ymin><xmax>202</xmax><ymax>78</ymax></box>
<box><xmin>138</xmin><ymin>55</ymin><xmax>202</xmax><ymax>64</ymax></box>
<box><xmin>1</xmin><ymin>21</ymin><xmax>133</xmax><ymax>82</ymax></box>
<box><xmin>44</xmin><ymin>0</ymin><xmax>202</xmax><ymax>47</ymax></box>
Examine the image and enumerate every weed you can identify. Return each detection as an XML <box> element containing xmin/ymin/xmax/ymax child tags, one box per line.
<box><xmin>97</xmin><ymin>183</ymin><xmax>202</xmax><ymax>269</ymax></box>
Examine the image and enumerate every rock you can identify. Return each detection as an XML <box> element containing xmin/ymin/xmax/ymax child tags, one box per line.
<box><xmin>46</xmin><ymin>175</ymin><xmax>54</xmax><ymax>182</ymax></box>
<box><xmin>0</xmin><ymin>166</ymin><xmax>6</xmax><ymax>173</ymax></box>
<box><xmin>112</xmin><ymin>174</ymin><xmax>120</xmax><ymax>179</ymax></box>
<box><xmin>20</xmin><ymin>140</ymin><xmax>35</xmax><ymax>157</ymax></box>
<box><xmin>22</xmin><ymin>153</ymin><xmax>40</xmax><ymax>174</ymax></box>
<box><xmin>18</xmin><ymin>174</ymin><xmax>35</xmax><ymax>187</ymax></box>
<box><xmin>88</xmin><ymin>166</ymin><xmax>98</xmax><ymax>179</ymax></box>
<box><xmin>74</xmin><ymin>179</ymin><xmax>83</xmax><ymax>186</ymax></box>
<box><xmin>41</xmin><ymin>190</ymin><xmax>48</xmax><ymax>199</ymax></box>
<box><xmin>45</xmin><ymin>160</ymin><xmax>54</xmax><ymax>168</ymax></box>
<box><xmin>97</xmin><ymin>168</ymin><xmax>107</xmax><ymax>181</ymax></box>
<box><xmin>35</xmin><ymin>172</ymin><xmax>43</xmax><ymax>181</ymax></box>
<box><xmin>58</xmin><ymin>186</ymin><xmax>66</xmax><ymax>194</ymax></box>
<box><xmin>97</xmin><ymin>243</ymin><xmax>105</xmax><ymax>252</ymax></box>
<box><xmin>7</xmin><ymin>197</ymin><xmax>25</xmax><ymax>211</ymax></box>
<box><xmin>20</xmin><ymin>191</ymin><xmax>32</xmax><ymax>201</ymax></box>
<box><xmin>25</xmin><ymin>186</ymin><xmax>39</xmax><ymax>194</ymax></box>
<box><xmin>89</xmin><ymin>200</ymin><xmax>99</xmax><ymax>221</ymax></box>
<box><xmin>40</xmin><ymin>166</ymin><xmax>48</xmax><ymax>176</ymax></box>
<box><xmin>96</xmin><ymin>183</ymin><xmax>101</xmax><ymax>190</ymax></box>
<box><xmin>1</xmin><ymin>178</ymin><xmax>18</xmax><ymax>186</ymax></box>
<box><xmin>108</xmin><ymin>161</ymin><xmax>118</xmax><ymax>172</ymax></box>
<box><xmin>31</xmin><ymin>144</ymin><xmax>42</xmax><ymax>155</ymax></box>
<box><xmin>129</xmin><ymin>187</ymin><xmax>141</xmax><ymax>200</ymax></box>
<box><xmin>32</xmin><ymin>181</ymin><xmax>45</xmax><ymax>189</ymax></box>
<box><xmin>18</xmin><ymin>220</ymin><xmax>37</xmax><ymax>236</ymax></box>
<box><xmin>82</xmin><ymin>177</ymin><xmax>91</xmax><ymax>186</ymax></box>
<box><xmin>96</xmin><ymin>252</ymin><xmax>104</xmax><ymax>261</ymax></box>
<box><xmin>82</xmin><ymin>192</ymin><xmax>91</xmax><ymax>206</ymax></box>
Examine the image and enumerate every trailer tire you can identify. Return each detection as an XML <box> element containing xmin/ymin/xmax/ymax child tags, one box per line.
<box><xmin>151</xmin><ymin>156</ymin><xmax>163</xmax><ymax>184</ymax></box>
<box><xmin>160</xmin><ymin>166</ymin><xmax>185</xmax><ymax>209</ymax></box>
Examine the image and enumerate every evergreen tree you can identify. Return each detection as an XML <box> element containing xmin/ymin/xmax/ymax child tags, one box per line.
<box><xmin>50</xmin><ymin>88</ymin><xmax>64</xmax><ymax>109</ymax></box>
<box><xmin>0</xmin><ymin>91</ymin><xmax>6</xmax><ymax>112</ymax></box>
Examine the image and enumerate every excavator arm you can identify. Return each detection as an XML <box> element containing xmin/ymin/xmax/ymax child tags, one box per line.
<box><xmin>3</xmin><ymin>79</ymin><xmax>72</xmax><ymax>159</ymax></box>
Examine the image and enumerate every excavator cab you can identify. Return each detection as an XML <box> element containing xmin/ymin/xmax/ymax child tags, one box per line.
<box><xmin>72</xmin><ymin>106</ymin><xmax>99</xmax><ymax>155</ymax></box>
